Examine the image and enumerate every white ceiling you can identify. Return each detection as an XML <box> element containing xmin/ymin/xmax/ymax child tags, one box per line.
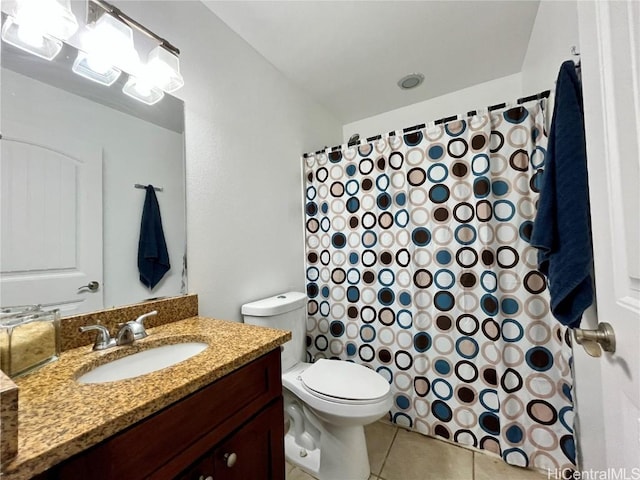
<box><xmin>203</xmin><ymin>1</ymin><xmax>540</xmax><ymax>124</ymax></box>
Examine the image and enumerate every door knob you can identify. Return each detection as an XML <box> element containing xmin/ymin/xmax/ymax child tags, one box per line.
<box><xmin>573</xmin><ymin>322</ymin><xmax>616</xmax><ymax>357</ymax></box>
<box><xmin>78</xmin><ymin>281</ymin><xmax>100</xmax><ymax>292</ymax></box>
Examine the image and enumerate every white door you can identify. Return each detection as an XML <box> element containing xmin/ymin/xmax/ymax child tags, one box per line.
<box><xmin>0</xmin><ymin>121</ymin><xmax>103</xmax><ymax>315</ymax></box>
<box><xmin>577</xmin><ymin>0</ymin><xmax>640</xmax><ymax>471</ymax></box>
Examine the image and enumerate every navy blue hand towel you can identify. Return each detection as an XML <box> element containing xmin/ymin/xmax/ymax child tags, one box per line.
<box><xmin>138</xmin><ymin>185</ymin><xmax>170</xmax><ymax>289</ymax></box>
<box><xmin>531</xmin><ymin>60</ymin><xmax>594</xmax><ymax>328</ymax></box>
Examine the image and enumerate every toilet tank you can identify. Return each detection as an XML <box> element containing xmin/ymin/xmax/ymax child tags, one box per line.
<box><xmin>241</xmin><ymin>292</ymin><xmax>307</xmax><ymax>371</ymax></box>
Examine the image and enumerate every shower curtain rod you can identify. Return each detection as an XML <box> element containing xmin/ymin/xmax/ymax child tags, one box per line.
<box><xmin>303</xmin><ymin>89</ymin><xmax>550</xmax><ymax>158</ymax></box>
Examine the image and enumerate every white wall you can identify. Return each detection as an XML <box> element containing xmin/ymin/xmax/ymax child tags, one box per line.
<box><xmin>521</xmin><ymin>0</ymin><xmax>604</xmax><ymax>471</ymax></box>
<box><xmin>118</xmin><ymin>1</ymin><xmax>342</xmax><ymax>321</ymax></box>
<box><xmin>343</xmin><ymin>0</ymin><xmax>581</xmax><ymax>145</ymax></box>
<box><xmin>342</xmin><ymin>73</ymin><xmax>522</xmax><ymax>142</ymax></box>
<box><xmin>521</xmin><ymin>0</ymin><xmax>580</xmax><ymax>95</ymax></box>
<box><xmin>1</xmin><ymin>68</ymin><xmax>186</xmax><ymax>309</ymax></box>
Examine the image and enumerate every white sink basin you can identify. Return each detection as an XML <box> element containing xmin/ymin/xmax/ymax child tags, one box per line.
<box><xmin>78</xmin><ymin>342</ymin><xmax>208</xmax><ymax>384</ymax></box>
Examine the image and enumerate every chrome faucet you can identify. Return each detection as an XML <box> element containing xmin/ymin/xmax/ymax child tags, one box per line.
<box><xmin>79</xmin><ymin>311</ymin><xmax>158</xmax><ymax>351</ymax></box>
<box><xmin>79</xmin><ymin>324</ymin><xmax>116</xmax><ymax>350</ymax></box>
<box><xmin>115</xmin><ymin>310</ymin><xmax>157</xmax><ymax>346</ymax></box>
<box><xmin>115</xmin><ymin>323</ymin><xmax>136</xmax><ymax>346</ymax></box>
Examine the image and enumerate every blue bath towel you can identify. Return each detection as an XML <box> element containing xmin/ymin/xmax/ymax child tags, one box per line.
<box><xmin>531</xmin><ymin>61</ymin><xmax>593</xmax><ymax>328</ymax></box>
<box><xmin>138</xmin><ymin>185</ymin><xmax>170</xmax><ymax>289</ymax></box>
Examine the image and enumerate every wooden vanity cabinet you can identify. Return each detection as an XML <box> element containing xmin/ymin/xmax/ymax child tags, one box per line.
<box><xmin>37</xmin><ymin>348</ymin><xmax>285</xmax><ymax>480</ymax></box>
<box><xmin>175</xmin><ymin>400</ymin><xmax>283</xmax><ymax>480</ymax></box>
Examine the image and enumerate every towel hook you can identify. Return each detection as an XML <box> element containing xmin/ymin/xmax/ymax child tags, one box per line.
<box><xmin>134</xmin><ymin>183</ymin><xmax>163</xmax><ymax>192</ymax></box>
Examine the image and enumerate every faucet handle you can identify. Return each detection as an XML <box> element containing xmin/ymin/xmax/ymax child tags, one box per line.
<box><xmin>135</xmin><ymin>310</ymin><xmax>158</xmax><ymax>326</ymax></box>
<box><xmin>116</xmin><ymin>323</ymin><xmax>136</xmax><ymax>346</ymax></box>
<box><xmin>79</xmin><ymin>324</ymin><xmax>116</xmax><ymax>351</ymax></box>
<box><xmin>122</xmin><ymin>310</ymin><xmax>157</xmax><ymax>341</ymax></box>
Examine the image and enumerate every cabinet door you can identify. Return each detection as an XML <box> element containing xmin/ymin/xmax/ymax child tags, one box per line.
<box><xmin>212</xmin><ymin>398</ymin><xmax>284</xmax><ymax>480</ymax></box>
<box><xmin>174</xmin><ymin>455</ymin><xmax>214</xmax><ymax>480</ymax></box>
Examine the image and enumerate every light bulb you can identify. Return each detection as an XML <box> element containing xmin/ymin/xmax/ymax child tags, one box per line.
<box><xmin>1</xmin><ymin>0</ymin><xmax>77</xmax><ymax>61</ymax></box>
<box><xmin>133</xmin><ymin>78</ymin><xmax>153</xmax><ymax>96</ymax></box>
<box><xmin>122</xmin><ymin>75</ymin><xmax>164</xmax><ymax>105</ymax></box>
<box><xmin>144</xmin><ymin>46</ymin><xmax>184</xmax><ymax>93</ymax></box>
<box><xmin>16</xmin><ymin>23</ymin><xmax>44</xmax><ymax>48</ymax></box>
<box><xmin>1</xmin><ymin>15</ymin><xmax>62</xmax><ymax>60</ymax></box>
<box><xmin>80</xmin><ymin>13</ymin><xmax>139</xmax><ymax>73</ymax></box>
<box><xmin>72</xmin><ymin>51</ymin><xmax>122</xmax><ymax>86</ymax></box>
<box><xmin>14</xmin><ymin>0</ymin><xmax>77</xmax><ymax>40</ymax></box>
<box><xmin>86</xmin><ymin>54</ymin><xmax>112</xmax><ymax>75</ymax></box>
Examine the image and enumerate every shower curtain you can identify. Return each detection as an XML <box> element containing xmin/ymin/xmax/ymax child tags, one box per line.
<box><xmin>302</xmin><ymin>99</ymin><xmax>575</xmax><ymax>473</ymax></box>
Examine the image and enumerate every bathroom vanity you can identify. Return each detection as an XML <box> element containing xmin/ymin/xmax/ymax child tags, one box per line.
<box><xmin>38</xmin><ymin>349</ymin><xmax>284</xmax><ymax>479</ymax></box>
<box><xmin>1</xmin><ymin>313</ymin><xmax>290</xmax><ymax>480</ymax></box>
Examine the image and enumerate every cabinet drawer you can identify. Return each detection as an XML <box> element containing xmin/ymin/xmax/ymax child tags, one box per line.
<box><xmin>52</xmin><ymin>348</ymin><xmax>282</xmax><ymax>480</ymax></box>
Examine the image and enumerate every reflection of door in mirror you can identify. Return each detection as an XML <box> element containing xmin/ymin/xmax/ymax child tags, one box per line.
<box><xmin>1</xmin><ymin>120</ymin><xmax>103</xmax><ymax>315</ymax></box>
<box><xmin>1</xmin><ymin>42</ymin><xmax>186</xmax><ymax>313</ymax></box>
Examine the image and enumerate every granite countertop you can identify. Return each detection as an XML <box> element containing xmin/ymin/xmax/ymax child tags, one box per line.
<box><xmin>1</xmin><ymin>317</ymin><xmax>290</xmax><ymax>480</ymax></box>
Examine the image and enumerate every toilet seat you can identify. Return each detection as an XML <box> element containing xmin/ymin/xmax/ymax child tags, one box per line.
<box><xmin>282</xmin><ymin>361</ymin><xmax>392</xmax><ymax>429</ymax></box>
<box><xmin>300</xmin><ymin>359</ymin><xmax>390</xmax><ymax>404</ymax></box>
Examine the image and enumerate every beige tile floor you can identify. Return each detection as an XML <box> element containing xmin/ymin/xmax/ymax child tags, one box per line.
<box><xmin>286</xmin><ymin>421</ymin><xmax>547</xmax><ymax>480</ymax></box>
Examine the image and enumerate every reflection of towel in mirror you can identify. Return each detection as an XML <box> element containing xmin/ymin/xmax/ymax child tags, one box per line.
<box><xmin>138</xmin><ymin>185</ymin><xmax>170</xmax><ymax>289</ymax></box>
<box><xmin>531</xmin><ymin>60</ymin><xmax>593</xmax><ymax>329</ymax></box>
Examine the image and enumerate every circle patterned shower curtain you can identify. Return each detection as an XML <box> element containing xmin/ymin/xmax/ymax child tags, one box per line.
<box><xmin>302</xmin><ymin>99</ymin><xmax>575</xmax><ymax>473</ymax></box>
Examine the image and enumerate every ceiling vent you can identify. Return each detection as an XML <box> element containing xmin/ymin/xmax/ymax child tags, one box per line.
<box><xmin>397</xmin><ymin>73</ymin><xmax>424</xmax><ymax>90</ymax></box>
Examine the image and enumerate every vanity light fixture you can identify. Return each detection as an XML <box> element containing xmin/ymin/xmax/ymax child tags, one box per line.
<box><xmin>122</xmin><ymin>75</ymin><xmax>165</xmax><ymax>105</ymax></box>
<box><xmin>79</xmin><ymin>0</ymin><xmax>184</xmax><ymax>104</ymax></box>
<box><xmin>72</xmin><ymin>12</ymin><xmax>138</xmax><ymax>85</ymax></box>
<box><xmin>1</xmin><ymin>0</ymin><xmax>78</xmax><ymax>61</ymax></box>
<box><xmin>72</xmin><ymin>50</ymin><xmax>122</xmax><ymax>86</ymax></box>
<box><xmin>141</xmin><ymin>45</ymin><xmax>184</xmax><ymax>94</ymax></box>
<box><xmin>121</xmin><ymin>45</ymin><xmax>183</xmax><ymax>105</ymax></box>
<box><xmin>1</xmin><ymin>0</ymin><xmax>184</xmax><ymax>105</ymax></box>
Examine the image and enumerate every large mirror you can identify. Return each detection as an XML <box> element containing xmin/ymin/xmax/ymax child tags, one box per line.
<box><xmin>0</xmin><ymin>13</ymin><xmax>187</xmax><ymax>316</ymax></box>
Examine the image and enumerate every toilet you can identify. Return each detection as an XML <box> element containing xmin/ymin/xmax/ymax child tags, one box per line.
<box><xmin>242</xmin><ymin>292</ymin><xmax>392</xmax><ymax>480</ymax></box>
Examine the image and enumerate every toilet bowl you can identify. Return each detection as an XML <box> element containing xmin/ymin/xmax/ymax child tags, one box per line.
<box><xmin>242</xmin><ymin>292</ymin><xmax>392</xmax><ymax>480</ymax></box>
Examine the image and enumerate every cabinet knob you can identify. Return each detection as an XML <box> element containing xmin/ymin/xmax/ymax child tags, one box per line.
<box><xmin>223</xmin><ymin>452</ymin><xmax>237</xmax><ymax>468</ymax></box>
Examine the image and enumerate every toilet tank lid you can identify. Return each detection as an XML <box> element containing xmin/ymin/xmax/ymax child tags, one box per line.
<box><xmin>241</xmin><ymin>292</ymin><xmax>307</xmax><ymax>316</ymax></box>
